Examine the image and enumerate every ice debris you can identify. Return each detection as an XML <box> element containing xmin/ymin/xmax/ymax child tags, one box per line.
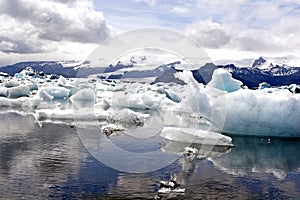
<box><xmin>101</xmin><ymin>124</ymin><xmax>125</xmax><ymax>137</ymax></box>
<box><xmin>158</xmin><ymin>175</ymin><xmax>185</xmax><ymax>194</ymax></box>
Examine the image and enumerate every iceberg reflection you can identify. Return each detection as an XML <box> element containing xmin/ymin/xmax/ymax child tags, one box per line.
<box><xmin>210</xmin><ymin>136</ymin><xmax>300</xmax><ymax>179</ymax></box>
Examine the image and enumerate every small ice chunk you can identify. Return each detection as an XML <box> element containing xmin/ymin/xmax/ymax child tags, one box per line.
<box><xmin>207</xmin><ymin>69</ymin><xmax>243</xmax><ymax>92</ymax></box>
<box><xmin>39</xmin><ymin>86</ymin><xmax>70</xmax><ymax>99</ymax></box>
<box><xmin>4</xmin><ymin>80</ymin><xmax>19</xmax><ymax>88</ymax></box>
<box><xmin>258</xmin><ymin>82</ymin><xmax>271</xmax><ymax>90</ymax></box>
<box><xmin>0</xmin><ymin>97</ymin><xmax>13</xmax><ymax>106</ymax></box>
<box><xmin>158</xmin><ymin>187</ymin><xmax>185</xmax><ymax>194</ymax></box>
<box><xmin>183</xmin><ymin>147</ymin><xmax>198</xmax><ymax>156</ymax></box>
<box><xmin>70</xmin><ymin>88</ymin><xmax>95</xmax><ymax>102</ymax></box>
<box><xmin>107</xmin><ymin>109</ymin><xmax>149</xmax><ymax>126</ymax></box>
<box><xmin>156</xmin><ymin>87</ymin><xmax>181</xmax><ymax>103</ymax></box>
<box><xmin>158</xmin><ymin>175</ymin><xmax>185</xmax><ymax>194</ymax></box>
<box><xmin>161</xmin><ymin>127</ymin><xmax>233</xmax><ymax>146</ymax></box>
<box><xmin>0</xmin><ymin>87</ymin><xmax>8</xmax><ymax>97</ymax></box>
<box><xmin>57</xmin><ymin>75</ymin><xmax>68</xmax><ymax>87</ymax></box>
<box><xmin>8</xmin><ymin>84</ymin><xmax>32</xmax><ymax>98</ymax></box>
<box><xmin>112</xmin><ymin>90</ymin><xmax>165</xmax><ymax>110</ymax></box>
<box><xmin>36</xmin><ymin>90</ymin><xmax>54</xmax><ymax>100</ymax></box>
<box><xmin>101</xmin><ymin>124</ymin><xmax>124</xmax><ymax>136</ymax></box>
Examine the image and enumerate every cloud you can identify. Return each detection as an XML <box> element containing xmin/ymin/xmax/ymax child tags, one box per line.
<box><xmin>0</xmin><ymin>0</ymin><xmax>110</xmax><ymax>54</ymax></box>
<box><xmin>185</xmin><ymin>21</ymin><xmax>232</xmax><ymax>48</ymax></box>
<box><xmin>184</xmin><ymin>0</ymin><xmax>300</xmax><ymax>55</ymax></box>
<box><xmin>132</xmin><ymin>0</ymin><xmax>157</xmax><ymax>6</ymax></box>
<box><xmin>171</xmin><ymin>6</ymin><xmax>189</xmax><ymax>15</ymax></box>
<box><xmin>185</xmin><ymin>20</ymin><xmax>294</xmax><ymax>53</ymax></box>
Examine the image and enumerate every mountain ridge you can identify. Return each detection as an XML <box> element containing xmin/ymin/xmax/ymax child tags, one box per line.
<box><xmin>1</xmin><ymin>57</ymin><xmax>299</xmax><ymax>88</ymax></box>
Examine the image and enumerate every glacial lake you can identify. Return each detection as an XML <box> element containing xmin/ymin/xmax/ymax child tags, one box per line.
<box><xmin>0</xmin><ymin>111</ymin><xmax>300</xmax><ymax>199</ymax></box>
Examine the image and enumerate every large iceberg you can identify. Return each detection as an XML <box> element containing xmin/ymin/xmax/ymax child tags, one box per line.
<box><xmin>176</xmin><ymin>69</ymin><xmax>300</xmax><ymax>137</ymax></box>
<box><xmin>215</xmin><ymin>89</ymin><xmax>300</xmax><ymax>136</ymax></box>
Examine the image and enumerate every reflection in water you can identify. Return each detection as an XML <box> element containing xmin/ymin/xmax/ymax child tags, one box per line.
<box><xmin>0</xmin><ymin>112</ymin><xmax>86</xmax><ymax>199</ymax></box>
<box><xmin>161</xmin><ymin>140</ymin><xmax>232</xmax><ymax>176</ymax></box>
<box><xmin>211</xmin><ymin>136</ymin><xmax>300</xmax><ymax>179</ymax></box>
<box><xmin>0</xmin><ymin>112</ymin><xmax>300</xmax><ymax>199</ymax></box>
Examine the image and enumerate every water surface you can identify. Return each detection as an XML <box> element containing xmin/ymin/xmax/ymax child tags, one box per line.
<box><xmin>0</xmin><ymin>112</ymin><xmax>300</xmax><ymax>199</ymax></box>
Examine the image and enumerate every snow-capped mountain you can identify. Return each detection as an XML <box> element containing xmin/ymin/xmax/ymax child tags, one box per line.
<box><xmin>0</xmin><ymin>60</ymin><xmax>104</xmax><ymax>78</ymax></box>
<box><xmin>0</xmin><ymin>56</ymin><xmax>299</xmax><ymax>88</ymax></box>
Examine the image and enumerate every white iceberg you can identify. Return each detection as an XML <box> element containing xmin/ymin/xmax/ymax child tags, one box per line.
<box><xmin>207</xmin><ymin>68</ymin><xmax>243</xmax><ymax>92</ymax></box>
<box><xmin>160</xmin><ymin>127</ymin><xmax>233</xmax><ymax>146</ymax></box>
<box><xmin>0</xmin><ymin>87</ymin><xmax>8</xmax><ymax>97</ymax></box>
<box><xmin>177</xmin><ymin>69</ymin><xmax>300</xmax><ymax>137</ymax></box>
<box><xmin>8</xmin><ymin>84</ymin><xmax>32</xmax><ymax>98</ymax></box>
<box><xmin>214</xmin><ymin>88</ymin><xmax>300</xmax><ymax>136</ymax></box>
<box><xmin>69</xmin><ymin>88</ymin><xmax>95</xmax><ymax>102</ymax></box>
<box><xmin>4</xmin><ymin>79</ymin><xmax>19</xmax><ymax>88</ymax></box>
<box><xmin>39</xmin><ymin>86</ymin><xmax>70</xmax><ymax>99</ymax></box>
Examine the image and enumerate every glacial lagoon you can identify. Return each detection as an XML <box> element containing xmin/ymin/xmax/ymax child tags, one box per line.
<box><xmin>0</xmin><ymin>112</ymin><xmax>300</xmax><ymax>199</ymax></box>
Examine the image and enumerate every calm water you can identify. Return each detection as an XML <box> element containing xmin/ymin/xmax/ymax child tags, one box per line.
<box><xmin>0</xmin><ymin>112</ymin><xmax>300</xmax><ymax>199</ymax></box>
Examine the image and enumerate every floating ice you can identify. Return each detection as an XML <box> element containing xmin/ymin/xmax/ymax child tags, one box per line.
<box><xmin>35</xmin><ymin>90</ymin><xmax>54</xmax><ymax>100</ymax></box>
<box><xmin>70</xmin><ymin>88</ymin><xmax>95</xmax><ymax>102</ymax></box>
<box><xmin>156</xmin><ymin>87</ymin><xmax>181</xmax><ymax>103</ymax></box>
<box><xmin>4</xmin><ymin>80</ymin><xmax>19</xmax><ymax>88</ymax></box>
<box><xmin>39</xmin><ymin>86</ymin><xmax>70</xmax><ymax>99</ymax></box>
<box><xmin>8</xmin><ymin>84</ymin><xmax>32</xmax><ymax>98</ymax></box>
<box><xmin>101</xmin><ymin>124</ymin><xmax>124</xmax><ymax>136</ymax></box>
<box><xmin>0</xmin><ymin>67</ymin><xmax>299</xmax><ymax>138</ymax></box>
<box><xmin>35</xmin><ymin>108</ymin><xmax>108</xmax><ymax>123</ymax></box>
<box><xmin>213</xmin><ymin>88</ymin><xmax>300</xmax><ymax>136</ymax></box>
<box><xmin>0</xmin><ymin>96</ymin><xmax>40</xmax><ymax>108</ymax></box>
<box><xmin>0</xmin><ymin>87</ymin><xmax>8</xmax><ymax>97</ymax></box>
<box><xmin>207</xmin><ymin>68</ymin><xmax>243</xmax><ymax>92</ymax></box>
<box><xmin>107</xmin><ymin>108</ymin><xmax>149</xmax><ymax>126</ymax></box>
<box><xmin>160</xmin><ymin>127</ymin><xmax>233</xmax><ymax>146</ymax></box>
<box><xmin>258</xmin><ymin>82</ymin><xmax>271</xmax><ymax>90</ymax></box>
<box><xmin>111</xmin><ymin>90</ymin><xmax>165</xmax><ymax>110</ymax></box>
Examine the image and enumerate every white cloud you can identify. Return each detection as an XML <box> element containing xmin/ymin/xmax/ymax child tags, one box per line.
<box><xmin>0</xmin><ymin>0</ymin><xmax>110</xmax><ymax>55</ymax></box>
<box><xmin>171</xmin><ymin>6</ymin><xmax>188</xmax><ymax>15</ymax></box>
<box><xmin>133</xmin><ymin>0</ymin><xmax>157</xmax><ymax>6</ymax></box>
<box><xmin>185</xmin><ymin>0</ymin><xmax>300</xmax><ymax>58</ymax></box>
<box><xmin>185</xmin><ymin>21</ymin><xmax>232</xmax><ymax>48</ymax></box>
<box><xmin>1</xmin><ymin>0</ymin><xmax>300</xmax><ymax>65</ymax></box>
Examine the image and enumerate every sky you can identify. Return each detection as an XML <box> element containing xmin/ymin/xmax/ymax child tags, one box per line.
<box><xmin>0</xmin><ymin>0</ymin><xmax>300</xmax><ymax>66</ymax></box>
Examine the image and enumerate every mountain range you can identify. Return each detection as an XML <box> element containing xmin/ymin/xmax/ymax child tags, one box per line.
<box><xmin>0</xmin><ymin>56</ymin><xmax>299</xmax><ymax>88</ymax></box>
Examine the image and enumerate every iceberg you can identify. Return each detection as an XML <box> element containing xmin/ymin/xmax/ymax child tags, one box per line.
<box><xmin>0</xmin><ymin>87</ymin><xmax>8</xmax><ymax>97</ymax></box>
<box><xmin>214</xmin><ymin>88</ymin><xmax>300</xmax><ymax>136</ymax></box>
<box><xmin>207</xmin><ymin>68</ymin><xmax>243</xmax><ymax>92</ymax></box>
<box><xmin>69</xmin><ymin>88</ymin><xmax>95</xmax><ymax>102</ymax></box>
<box><xmin>176</xmin><ymin>69</ymin><xmax>300</xmax><ymax>137</ymax></box>
<box><xmin>4</xmin><ymin>80</ymin><xmax>19</xmax><ymax>88</ymax></box>
<box><xmin>8</xmin><ymin>84</ymin><xmax>32</xmax><ymax>98</ymax></box>
<box><xmin>39</xmin><ymin>86</ymin><xmax>70</xmax><ymax>99</ymax></box>
<box><xmin>160</xmin><ymin>127</ymin><xmax>233</xmax><ymax>146</ymax></box>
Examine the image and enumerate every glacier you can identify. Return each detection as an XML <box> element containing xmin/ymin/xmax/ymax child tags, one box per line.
<box><xmin>0</xmin><ymin>66</ymin><xmax>299</xmax><ymax>142</ymax></box>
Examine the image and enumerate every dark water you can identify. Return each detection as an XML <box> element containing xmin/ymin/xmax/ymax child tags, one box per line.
<box><xmin>0</xmin><ymin>112</ymin><xmax>300</xmax><ymax>199</ymax></box>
